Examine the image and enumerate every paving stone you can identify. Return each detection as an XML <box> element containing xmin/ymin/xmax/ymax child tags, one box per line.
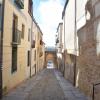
<box><xmin>2</xmin><ymin>69</ymin><xmax>90</xmax><ymax>100</ymax></box>
<box><xmin>54</xmin><ymin>69</ymin><xmax>90</xmax><ymax>100</ymax></box>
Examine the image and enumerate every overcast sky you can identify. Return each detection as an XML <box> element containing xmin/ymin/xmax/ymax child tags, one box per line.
<box><xmin>33</xmin><ymin>0</ymin><xmax>66</xmax><ymax>47</ymax></box>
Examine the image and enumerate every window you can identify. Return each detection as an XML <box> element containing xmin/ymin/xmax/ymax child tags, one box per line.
<box><xmin>12</xmin><ymin>46</ymin><xmax>17</xmax><ymax>73</ymax></box>
<box><xmin>22</xmin><ymin>24</ymin><xmax>25</xmax><ymax>39</ymax></box>
<box><xmin>28</xmin><ymin>0</ymin><xmax>33</xmax><ymax>16</ymax></box>
<box><xmin>12</xmin><ymin>14</ymin><xmax>18</xmax><ymax>42</ymax></box>
<box><xmin>27</xmin><ymin>50</ymin><xmax>30</xmax><ymax>66</ymax></box>
<box><xmin>12</xmin><ymin>14</ymin><xmax>21</xmax><ymax>45</ymax></box>
<box><xmin>28</xmin><ymin>29</ymin><xmax>30</xmax><ymax>41</ymax></box>
<box><xmin>34</xmin><ymin>50</ymin><xmax>36</xmax><ymax>61</ymax></box>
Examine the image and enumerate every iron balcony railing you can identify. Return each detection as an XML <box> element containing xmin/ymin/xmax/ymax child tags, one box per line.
<box><xmin>12</xmin><ymin>29</ymin><xmax>21</xmax><ymax>45</ymax></box>
<box><xmin>56</xmin><ymin>38</ymin><xmax>59</xmax><ymax>44</ymax></box>
<box><xmin>40</xmin><ymin>39</ymin><xmax>43</xmax><ymax>45</ymax></box>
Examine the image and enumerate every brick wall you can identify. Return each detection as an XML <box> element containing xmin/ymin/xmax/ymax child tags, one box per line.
<box><xmin>77</xmin><ymin>19</ymin><xmax>100</xmax><ymax>99</ymax></box>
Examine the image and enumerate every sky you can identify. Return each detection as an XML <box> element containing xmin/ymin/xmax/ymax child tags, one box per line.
<box><xmin>33</xmin><ymin>0</ymin><xmax>66</xmax><ymax>47</ymax></box>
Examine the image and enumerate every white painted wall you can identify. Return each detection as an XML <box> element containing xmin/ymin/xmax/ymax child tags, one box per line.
<box><xmin>76</xmin><ymin>0</ymin><xmax>88</xmax><ymax>30</ymax></box>
<box><xmin>64</xmin><ymin>0</ymin><xmax>76</xmax><ymax>55</ymax></box>
<box><xmin>62</xmin><ymin>0</ymin><xmax>88</xmax><ymax>55</ymax></box>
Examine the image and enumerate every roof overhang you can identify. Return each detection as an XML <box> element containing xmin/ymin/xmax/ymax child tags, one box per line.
<box><xmin>62</xmin><ymin>0</ymin><xmax>69</xmax><ymax>19</ymax></box>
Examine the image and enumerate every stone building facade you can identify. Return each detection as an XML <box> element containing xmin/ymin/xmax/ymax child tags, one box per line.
<box><xmin>2</xmin><ymin>0</ymin><xmax>32</xmax><ymax>93</ymax></box>
<box><xmin>36</xmin><ymin>27</ymin><xmax>45</xmax><ymax>72</ymax></box>
<box><xmin>77</xmin><ymin>0</ymin><xmax>100</xmax><ymax>99</ymax></box>
<box><xmin>62</xmin><ymin>0</ymin><xmax>78</xmax><ymax>85</ymax></box>
<box><xmin>56</xmin><ymin>23</ymin><xmax>64</xmax><ymax>72</ymax></box>
<box><xmin>0</xmin><ymin>0</ymin><xmax>45</xmax><ymax>95</ymax></box>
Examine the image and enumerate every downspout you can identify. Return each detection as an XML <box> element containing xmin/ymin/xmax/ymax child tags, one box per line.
<box><xmin>63</xmin><ymin>15</ymin><xmax>66</xmax><ymax>77</ymax></box>
<box><xmin>62</xmin><ymin>0</ymin><xmax>69</xmax><ymax>77</ymax></box>
<box><xmin>30</xmin><ymin>18</ymin><xmax>33</xmax><ymax>78</ymax></box>
<box><xmin>0</xmin><ymin>0</ymin><xmax>5</xmax><ymax>98</ymax></box>
<box><xmin>74</xmin><ymin>0</ymin><xmax>77</xmax><ymax>86</ymax></box>
<box><xmin>30</xmin><ymin>3</ymin><xmax>33</xmax><ymax>78</ymax></box>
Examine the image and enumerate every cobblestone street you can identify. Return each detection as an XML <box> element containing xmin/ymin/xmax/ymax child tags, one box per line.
<box><xmin>2</xmin><ymin>69</ymin><xmax>89</xmax><ymax>100</ymax></box>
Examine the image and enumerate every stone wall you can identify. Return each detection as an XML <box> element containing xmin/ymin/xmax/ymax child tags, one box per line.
<box><xmin>64</xmin><ymin>50</ymin><xmax>76</xmax><ymax>85</ymax></box>
<box><xmin>45</xmin><ymin>52</ymin><xmax>57</xmax><ymax>68</ymax></box>
<box><xmin>77</xmin><ymin>19</ymin><xmax>100</xmax><ymax>100</ymax></box>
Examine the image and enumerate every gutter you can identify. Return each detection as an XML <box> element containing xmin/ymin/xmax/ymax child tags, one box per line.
<box><xmin>62</xmin><ymin>0</ymin><xmax>69</xmax><ymax>76</ymax></box>
<box><xmin>62</xmin><ymin>0</ymin><xmax>69</xmax><ymax>19</ymax></box>
<box><xmin>30</xmin><ymin>1</ymin><xmax>33</xmax><ymax>78</ymax></box>
<box><xmin>74</xmin><ymin>0</ymin><xmax>77</xmax><ymax>86</ymax></box>
<box><xmin>0</xmin><ymin>0</ymin><xmax>5</xmax><ymax>98</ymax></box>
<box><xmin>63</xmin><ymin>15</ymin><xmax>66</xmax><ymax>77</ymax></box>
<box><xmin>30</xmin><ymin>21</ymin><xmax>32</xmax><ymax>77</ymax></box>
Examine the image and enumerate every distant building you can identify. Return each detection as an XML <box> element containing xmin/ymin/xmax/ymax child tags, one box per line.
<box><xmin>56</xmin><ymin>23</ymin><xmax>64</xmax><ymax>72</ymax></box>
<box><xmin>56</xmin><ymin>23</ymin><xmax>63</xmax><ymax>53</ymax></box>
<box><xmin>45</xmin><ymin>47</ymin><xmax>57</xmax><ymax>68</ymax></box>
<box><xmin>32</xmin><ymin>19</ymin><xmax>45</xmax><ymax>73</ymax></box>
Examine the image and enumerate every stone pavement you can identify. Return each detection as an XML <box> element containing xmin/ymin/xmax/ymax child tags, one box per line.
<box><xmin>54</xmin><ymin>70</ymin><xmax>90</xmax><ymax>100</ymax></box>
<box><xmin>2</xmin><ymin>69</ymin><xmax>90</xmax><ymax>100</ymax></box>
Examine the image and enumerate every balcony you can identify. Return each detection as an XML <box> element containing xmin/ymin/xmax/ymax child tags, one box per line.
<box><xmin>39</xmin><ymin>46</ymin><xmax>43</xmax><ymax>57</ymax></box>
<box><xmin>31</xmin><ymin>40</ymin><xmax>35</xmax><ymax>48</ymax></box>
<box><xmin>12</xmin><ymin>29</ymin><xmax>21</xmax><ymax>45</ymax></box>
<box><xmin>40</xmin><ymin>39</ymin><xmax>43</xmax><ymax>45</ymax></box>
<box><xmin>56</xmin><ymin>38</ymin><xmax>59</xmax><ymax>44</ymax></box>
<box><xmin>15</xmin><ymin>0</ymin><xmax>24</xmax><ymax>9</ymax></box>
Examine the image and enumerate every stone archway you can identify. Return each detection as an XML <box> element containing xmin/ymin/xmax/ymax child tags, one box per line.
<box><xmin>45</xmin><ymin>51</ymin><xmax>57</xmax><ymax>68</ymax></box>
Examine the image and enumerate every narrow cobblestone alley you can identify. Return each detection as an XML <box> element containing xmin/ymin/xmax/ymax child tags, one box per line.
<box><xmin>1</xmin><ymin>0</ymin><xmax>100</xmax><ymax>100</ymax></box>
<box><xmin>2</xmin><ymin>69</ymin><xmax>89</xmax><ymax>100</ymax></box>
<box><xmin>26</xmin><ymin>69</ymin><xmax>65</xmax><ymax>100</ymax></box>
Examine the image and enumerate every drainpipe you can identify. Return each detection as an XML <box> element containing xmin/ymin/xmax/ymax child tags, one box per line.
<box><xmin>63</xmin><ymin>15</ymin><xmax>66</xmax><ymax>77</ymax></box>
<box><xmin>30</xmin><ymin>2</ymin><xmax>33</xmax><ymax>78</ymax></box>
<box><xmin>30</xmin><ymin>18</ymin><xmax>33</xmax><ymax>78</ymax></box>
<box><xmin>74</xmin><ymin>0</ymin><xmax>77</xmax><ymax>86</ymax></box>
<box><xmin>0</xmin><ymin>0</ymin><xmax>5</xmax><ymax>98</ymax></box>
